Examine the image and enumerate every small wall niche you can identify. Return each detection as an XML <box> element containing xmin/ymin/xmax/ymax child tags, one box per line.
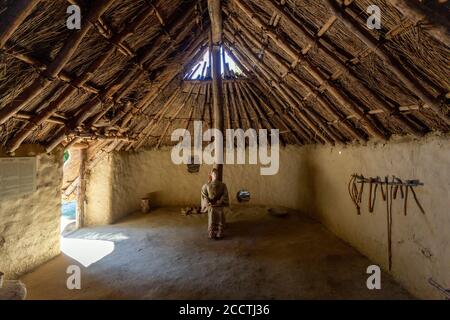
<box><xmin>187</xmin><ymin>156</ymin><xmax>201</xmax><ymax>173</ymax></box>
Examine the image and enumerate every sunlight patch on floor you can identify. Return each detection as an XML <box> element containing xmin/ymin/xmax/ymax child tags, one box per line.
<box><xmin>61</xmin><ymin>238</ymin><xmax>115</xmax><ymax>268</ymax></box>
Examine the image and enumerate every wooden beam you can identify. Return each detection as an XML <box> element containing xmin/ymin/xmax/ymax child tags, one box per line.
<box><xmin>225</xmin><ymin>16</ymin><xmax>367</xmax><ymax>142</ymax></box>
<box><xmin>226</xmin><ymin>29</ymin><xmax>335</xmax><ymax>144</ymax></box>
<box><xmin>76</xmin><ymin>148</ymin><xmax>87</xmax><ymax>229</ymax></box>
<box><xmin>129</xmin><ymin>35</ymin><xmax>210</xmax><ymax>150</ymax></box>
<box><xmin>324</xmin><ymin>0</ymin><xmax>450</xmax><ymax>126</ymax></box>
<box><xmin>232</xmin><ymin>0</ymin><xmax>386</xmax><ymax>141</ymax></box>
<box><xmin>13</xmin><ymin>111</ymin><xmax>66</xmax><ymax>125</ymax></box>
<box><xmin>6</xmin><ymin>5</ymin><xmax>158</xmax><ymax>153</ymax></box>
<box><xmin>389</xmin><ymin>0</ymin><xmax>450</xmax><ymax>44</ymax></box>
<box><xmin>3</xmin><ymin>45</ymin><xmax>100</xmax><ymax>94</ymax></box>
<box><xmin>0</xmin><ymin>0</ymin><xmax>40</xmax><ymax>49</ymax></box>
<box><xmin>0</xmin><ymin>0</ymin><xmax>115</xmax><ymax>126</ymax></box>
<box><xmin>208</xmin><ymin>0</ymin><xmax>225</xmax><ymax>181</ymax></box>
<box><xmin>256</xmin><ymin>0</ymin><xmax>424</xmax><ymax>136</ymax></box>
<box><xmin>156</xmin><ymin>85</ymin><xmax>202</xmax><ymax>148</ymax></box>
<box><xmin>224</xmin><ymin>42</ymin><xmax>320</xmax><ymax>144</ymax></box>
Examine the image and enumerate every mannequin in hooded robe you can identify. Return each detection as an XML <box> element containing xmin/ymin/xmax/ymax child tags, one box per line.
<box><xmin>201</xmin><ymin>168</ymin><xmax>229</xmax><ymax>239</ymax></box>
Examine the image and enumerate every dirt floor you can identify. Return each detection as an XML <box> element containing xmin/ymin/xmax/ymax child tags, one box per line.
<box><xmin>21</xmin><ymin>207</ymin><xmax>413</xmax><ymax>299</ymax></box>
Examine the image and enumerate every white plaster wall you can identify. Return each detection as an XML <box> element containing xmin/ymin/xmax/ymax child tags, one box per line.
<box><xmin>0</xmin><ymin>146</ymin><xmax>63</xmax><ymax>278</ymax></box>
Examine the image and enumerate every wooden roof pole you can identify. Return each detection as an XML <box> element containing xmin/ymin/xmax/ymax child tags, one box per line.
<box><xmin>232</xmin><ymin>0</ymin><xmax>385</xmax><ymax>141</ymax></box>
<box><xmin>47</xmin><ymin>17</ymin><xmax>206</xmax><ymax>153</ymax></box>
<box><xmin>0</xmin><ymin>0</ymin><xmax>115</xmax><ymax>126</ymax></box>
<box><xmin>324</xmin><ymin>0</ymin><xmax>450</xmax><ymax>126</ymax></box>
<box><xmin>156</xmin><ymin>84</ymin><xmax>202</xmax><ymax>149</ymax></box>
<box><xmin>202</xmin><ymin>84</ymin><xmax>211</xmax><ymax>125</ymax></box>
<box><xmin>4</xmin><ymin>46</ymin><xmax>100</xmax><ymax>94</ymax></box>
<box><xmin>132</xmin><ymin>87</ymin><xmax>182</xmax><ymax>150</ymax></box>
<box><xmin>119</xmin><ymin>20</ymin><xmax>205</xmax><ymax>127</ymax></box>
<box><xmin>232</xmin><ymin>82</ymin><xmax>250</xmax><ymax>130</ymax></box>
<box><xmin>243</xmin><ymin>83</ymin><xmax>305</xmax><ymax>145</ymax></box>
<box><xmin>225</xmin><ymin>17</ymin><xmax>366</xmax><ymax>142</ymax></box>
<box><xmin>7</xmin><ymin>4</ymin><xmax>155</xmax><ymax>153</ymax></box>
<box><xmin>137</xmin><ymin>85</ymin><xmax>196</xmax><ymax>150</ymax></box>
<box><xmin>255</xmin><ymin>0</ymin><xmax>424</xmax><ymax>136</ymax></box>
<box><xmin>0</xmin><ymin>0</ymin><xmax>40</xmax><ymax>49</ymax></box>
<box><xmin>84</xmin><ymin>16</ymin><xmax>201</xmax><ymax>129</ymax></box>
<box><xmin>128</xmin><ymin>35</ymin><xmax>210</xmax><ymax>150</ymax></box>
<box><xmin>13</xmin><ymin>111</ymin><xmax>66</xmax><ymax>125</ymax></box>
<box><xmin>223</xmin><ymin>80</ymin><xmax>232</xmax><ymax>130</ymax></box>
<box><xmin>205</xmin><ymin>84</ymin><xmax>213</xmax><ymax>131</ymax></box>
<box><xmin>224</xmin><ymin>42</ymin><xmax>320</xmax><ymax>144</ymax></box>
<box><xmin>389</xmin><ymin>0</ymin><xmax>450</xmax><ymax>44</ymax></box>
<box><xmin>208</xmin><ymin>0</ymin><xmax>225</xmax><ymax>181</ymax></box>
<box><xmin>226</xmin><ymin>82</ymin><xmax>242</xmax><ymax>129</ymax></box>
<box><xmin>239</xmin><ymin>83</ymin><xmax>290</xmax><ymax>145</ymax></box>
<box><xmin>225</xmin><ymin>29</ymin><xmax>335</xmax><ymax>144</ymax></box>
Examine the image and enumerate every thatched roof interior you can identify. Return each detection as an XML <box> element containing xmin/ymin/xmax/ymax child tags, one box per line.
<box><xmin>0</xmin><ymin>0</ymin><xmax>449</xmax><ymax>164</ymax></box>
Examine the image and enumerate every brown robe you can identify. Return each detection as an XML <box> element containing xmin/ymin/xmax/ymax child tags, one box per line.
<box><xmin>201</xmin><ymin>180</ymin><xmax>229</xmax><ymax>238</ymax></box>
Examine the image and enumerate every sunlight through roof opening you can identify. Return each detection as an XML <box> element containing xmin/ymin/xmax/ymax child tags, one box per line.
<box><xmin>185</xmin><ymin>47</ymin><xmax>243</xmax><ymax>80</ymax></box>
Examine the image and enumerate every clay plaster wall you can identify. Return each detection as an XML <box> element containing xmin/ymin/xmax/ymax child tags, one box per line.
<box><xmin>0</xmin><ymin>146</ymin><xmax>63</xmax><ymax>278</ymax></box>
<box><xmin>85</xmin><ymin>135</ymin><xmax>449</xmax><ymax>299</ymax></box>
<box><xmin>85</xmin><ymin>146</ymin><xmax>306</xmax><ymax>223</ymax></box>
<box><xmin>85</xmin><ymin>155</ymin><xmax>116</xmax><ymax>226</ymax></box>
<box><xmin>295</xmin><ymin>135</ymin><xmax>450</xmax><ymax>300</ymax></box>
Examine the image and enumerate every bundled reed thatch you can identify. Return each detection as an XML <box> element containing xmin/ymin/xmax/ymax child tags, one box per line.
<box><xmin>0</xmin><ymin>0</ymin><xmax>448</xmax><ymax>169</ymax></box>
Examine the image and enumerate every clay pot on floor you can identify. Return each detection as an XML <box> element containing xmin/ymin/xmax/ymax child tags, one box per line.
<box><xmin>141</xmin><ymin>199</ymin><xmax>151</xmax><ymax>214</ymax></box>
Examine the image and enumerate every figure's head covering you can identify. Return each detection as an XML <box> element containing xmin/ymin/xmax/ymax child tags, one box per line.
<box><xmin>209</xmin><ymin>168</ymin><xmax>219</xmax><ymax>182</ymax></box>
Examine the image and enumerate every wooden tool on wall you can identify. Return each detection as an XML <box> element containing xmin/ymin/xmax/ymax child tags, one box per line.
<box><xmin>349</xmin><ymin>174</ymin><xmax>426</xmax><ymax>271</ymax></box>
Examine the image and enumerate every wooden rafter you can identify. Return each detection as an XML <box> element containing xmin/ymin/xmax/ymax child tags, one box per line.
<box><xmin>225</xmin><ymin>14</ymin><xmax>367</xmax><ymax>142</ymax></box>
<box><xmin>324</xmin><ymin>0</ymin><xmax>449</xmax><ymax>126</ymax></box>
<box><xmin>0</xmin><ymin>0</ymin><xmax>40</xmax><ymax>49</ymax></box>
<box><xmin>250</xmin><ymin>0</ymin><xmax>424</xmax><ymax>137</ymax></box>
<box><xmin>45</xmin><ymin>5</ymin><xmax>204</xmax><ymax>153</ymax></box>
<box><xmin>0</xmin><ymin>0</ymin><xmax>115</xmax><ymax>126</ymax></box>
<box><xmin>0</xmin><ymin>0</ymin><xmax>448</xmax><ymax>157</ymax></box>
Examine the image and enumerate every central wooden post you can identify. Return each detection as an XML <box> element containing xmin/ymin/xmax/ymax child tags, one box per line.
<box><xmin>208</xmin><ymin>0</ymin><xmax>224</xmax><ymax>181</ymax></box>
<box><xmin>76</xmin><ymin>148</ymin><xmax>87</xmax><ymax>229</ymax></box>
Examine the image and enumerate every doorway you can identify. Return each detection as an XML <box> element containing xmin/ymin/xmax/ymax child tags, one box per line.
<box><xmin>61</xmin><ymin>149</ymin><xmax>78</xmax><ymax>235</ymax></box>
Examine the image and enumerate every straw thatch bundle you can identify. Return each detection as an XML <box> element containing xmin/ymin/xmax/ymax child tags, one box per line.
<box><xmin>0</xmin><ymin>0</ymin><xmax>448</xmax><ymax>161</ymax></box>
